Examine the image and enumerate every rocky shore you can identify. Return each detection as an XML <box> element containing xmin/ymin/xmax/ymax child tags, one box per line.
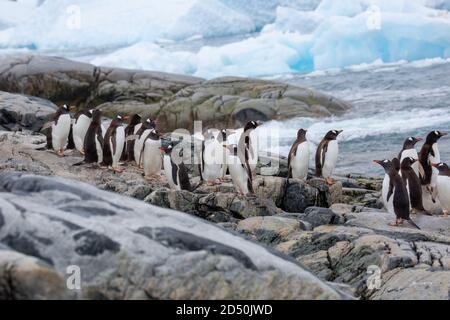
<box><xmin>0</xmin><ymin>55</ymin><xmax>449</xmax><ymax>300</ymax></box>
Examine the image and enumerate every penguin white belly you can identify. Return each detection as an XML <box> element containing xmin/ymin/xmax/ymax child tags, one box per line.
<box><xmin>111</xmin><ymin>126</ymin><xmax>125</xmax><ymax>167</ymax></box>
<box><xmin>291</xmin><ymin>142</ymin><xmax>309</xmax><ymax>180</ymax></box>
<box><xmin>436</xmin><ymin>176</ymin><xmax>450</xmax><ymax>211</ymax></box>
<box><xmin>95</xmin><ymin>135</ymin><xmax>103</xmax><ymax>164</ymax></box>
<box><xmin>248</xmin><ymin>131</ymin><xmax>258</xmax><ymax>171</ymax></box>
<box><xmin>73</xmin><ymin>115</ymin><xmax>91</xmax><ymax>153</ymax></box>
<box><xmin>51</xmin><ymin>114</ymin><xmax>71</xmax><ymax>151</ymax></box>
<box><xmin>227</xmin><ymin>155</ymin><xmax>249</xmax><ymax>194</ymax></box>
<box><xmin>322</xmin><ymin>140</ymin><xmax>338</xmax><ymax>178</ymax></box>
<box><xmin>101</xmin><ymin>124</ymin><xmax>107</xmax><ymax>137</ymax></box>
<box><xmin>163</xmin><ymin>155</ymin><xmax>179</xmax><ymax>190</ymax></box>
<box><xmin>422</xmin><ymin>185</ymin><xmax>442</xmax><ymax>214</ymax></box>
<box><xmin>143</xmin><ymin>139</ymin><xmax>162</xmax><ymax>177</ymax></box>
<box><xmin>381</xmin><ymin>174</ymin><xmax>394</xmax><ymax>214</ymax></box>
<box><xmin>134</xmin><ymin>129</ymin><xmax>150</xmax><ymax>166</ymax></box>
<box><xmin>133</xmin><ymin>123</ymin><xmax>142</xmax><ymax>134</ymax></box>
<box><xmin>430</xmin><ymin>144</ymin><xmax>441</xmax><ymax>164</ymax></box>
<box><xmin>202</xmin><ymin>140</ymin><xmax>223</xmax><ymax>181</ymax></box>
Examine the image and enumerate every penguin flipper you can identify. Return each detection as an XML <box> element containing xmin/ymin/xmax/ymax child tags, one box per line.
<box><xmin>387</xmin><ymin>180</ymin><xmax>394</xmax><ymax>203</ymax></box>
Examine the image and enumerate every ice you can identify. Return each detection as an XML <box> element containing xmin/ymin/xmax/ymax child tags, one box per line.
<box><xmin>1</xmin><ymin>0</ymin><xmax>450</xmax><ymax>78</ymax></box>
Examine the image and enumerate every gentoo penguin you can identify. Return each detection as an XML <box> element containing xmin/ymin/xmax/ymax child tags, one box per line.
<box><xmin>122</xmin><ymin>113</ymin><xmax>142</xmax><ymax>162</ymax></box>
<box><xmin>217</xmin><ymin>129</ymin><xmax>229</xmax><ymax>180</ymax></box>
<box><xmin>374</xmin><ymin>159</ymin><xmax>420</xmax><ymax>229</ymax></box>
<box><xmin>142</xmin><ymin>129</ymin><xmax>162</xmax><ymax>182</ymax></box>
<box><xmin>238</xmin><ymin>121</ymin><xmax>261</xmax><ymax>175</ymax></box>
<box><xmin>102</xmin><ymin>115</ymin><xmax>126</xmax><ymax>172</ymax></box>
<box><xmin>134</xmin><ymin>118</ymin><xmax>156</xmax><ymax>168</ymax></box>
<box><xmin>201</xmin><ymin>130</ymin><xmax>225</xmax><ymax>186</ymax></box>
<box><xmin>287</xmin><ymin>128</ymin><xmax>310</xmax><ymax>180</ymax></box>
<box><xmin>46</xmin><ymin>104</ymin><xmax>72</xmax><ymax>156</ymax></box>
<box><xmin>72</xmin><ymin>109</ymin><xmax>94</xmax><ymax>154</ymax></box>
<box><xmin>418</xmin><ymin>130</ymin><xmax>447</xmax><ymax>201</ymax></box>
<box><xmin>223</xmin><ymin>144</ymin><xmax>254</xmax><ymax>196</ymax></box>
<box><xmin>315</xmin><ymin>130</ymin><xmax>342</xmax><ymax>184</ymax></box>
<box><xmin>74</xmin><ymin>109</ymin><xmax>104</xmax><ymax>165</ymax></box>
<box><xmin>398</xmin><ymin>136</ymin><xmax>422</xmax><ymax>176</ymax></box>
<box><xmin>160</xmin><ymin>144</ymin><xmax>192</xmax><ymax>191</ymax></box>
<box><xmin>432</xmin><ymin>162</ymin><xmax>450</xmax><ymax>218</ymax></box>
<box><xmin>400</xmin><ymin>157</ymin><xmax>428</xmax><ymax>215</ymax></box>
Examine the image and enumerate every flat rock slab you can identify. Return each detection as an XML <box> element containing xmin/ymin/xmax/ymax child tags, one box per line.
<box><xmin>0</xmin><ymin>172</ymin><xmax>345</xmax><ymax>300</ymax></box>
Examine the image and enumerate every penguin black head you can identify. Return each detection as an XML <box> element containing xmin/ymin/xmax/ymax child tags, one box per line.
<box><xmin>401</xmin><ymin>156</ymin><xmax>416</xmax><ymax>169</ymax></box>
<box><xmin>60</xmin><ymin>104</ymin><xmax>70</xmax><ymax>114</ymax></box>
<box><xmin>324</xmin><ymin>130</ymin><xmax>343</xmax><ymax>140</ymax></box>
<box><xmin>244</xmin><ymin>120</ymin><xmax>261</xmax><ymax>132</ymax></box>
<box><xmin>403</xmin><ymin>136</ymin><xmax>422</xmax><ymax>149</ymax></box>
<box><xmin>111</xmin><ymin>115</ymin><xmax>125</xmax><ymax>126</ymax></box>
<box><xmin>143</xmin><ymin>118</ymin><xmax>156</xmax><ymax>129</ymax></box>
<box><xmin>297</xmin><ymin>128</ymin><xmax>307</xmax><ymax>140</ymax></box>
<box><xmin>426</xmin><ymin>130</ymin><xmax>447</xmax><ymax>144</ymax></box>
<box><xmin>92</xmin><ymin>109</ymin><xmax>102</xmax><ymax>123</ymax></box>
<box><xmin>431</xmin><ymin>162</ymin><xmax>450</xmax><ymax>176</ymax></box>
<box><xmin>129</xmin><ymin>113</ymin><xmax>142</xmax><ymax>125</ymax></box>
<box><xmin>86</xmin><ymin>109</ymin><xmax>94</xmax><ymax>118</ymax></box>
<box><xmin>373</xmin><ymin>159</ymin><xmax>393</xmax><ymax>173</ymax></box>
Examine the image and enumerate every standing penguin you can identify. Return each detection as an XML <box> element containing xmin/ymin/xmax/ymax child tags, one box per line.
<box><xmin>374</xmin><ymin>159</ymin><xmax>420</xmax><ymax>229</ymax></box>
<box><xmin>238</xmin><ymin>121</ymin><xmax>260</xmax><ymax>176</ymax></box>
<box><xmin>102</xmin><ymin>115</ymin><xmax>126</xmax><ymax>172</ymax></box>
<box><xmin>122</xmin><ymin>113</ymin><xmax>142</xmax><ymax>162</ymax></box>
<box><xmin>432</xmin><ymin>163</ymin><xmax>450</xmax><ymax>218</ymax></box>
<box><xmin>74</xmin><ymin>109</ymin><xmax>104</xmax><ymax>165</ymax></box>
<box><xmin>72</xmin><ymin>109</ymin><xmax>94</xmax><ymax>154</ymax></box>
<box><xmin>223</xmin><ymin>144</ymin><xmax>254</xmax><ymax>196</ymax></box>
<box><xmin>315</xmin><ymin>130</ymin><xmax>343</xmax><ymax>185</ymax></box>
<box><xmin>419</xmin><ymin>130</ymin><xmax>447</xmax><ymax>201</ymax></box>
<box><xmin>400</xmin><ymin>157</ymin><xmax>428</xmax><ymax>215</ymax></box>
<box><xmin>142</xmin><ymin>129</ymin><xmax>162</xmax><ymax>182</ymax></box>
<box><xmin>134</xmin><ymin>118</ymin><xmax>156</xmax><ymax>168</ymax></box>
<box><xmin>287</xmin><ymin>128</ymin><xmax>310</xmax><ymax>180</ymax></box>
<box><xmin>201</xmin><ymin>130</ymin><xmax>225</xmax><ymax>186</ymax></box>
<box><xmin>398</xmin><ymin>136</ymin><xmax>422</xmax><ymax>177</ymax></box>
<box><xmin>161</xmin><ymin>144</ymin><xmax>192</xmax><ymax>191</ymax></box>
<box><xmin>47</xmin><ymin>104</ymin><xmax>72</xmax><ymax>156</ymax></box>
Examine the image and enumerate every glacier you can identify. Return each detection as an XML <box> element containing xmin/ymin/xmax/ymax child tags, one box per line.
<box><xmin>1</xmin><ymin>0</ymin><xmax>450</xmax><ymax>78</ymax></box>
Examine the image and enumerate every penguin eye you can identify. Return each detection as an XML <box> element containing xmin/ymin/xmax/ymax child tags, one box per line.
<box><xmin>117</xmin><ymin>115</ymin><xmax>122</xmax><ymax>119</ymax></box>
<box><xmin>408</xmin><ymin>137</ymin><xmax>413</xmax><ymax>141</ymax></box>
<box><xmin>146</xmin><ymin>119</ymin><xmax>151</xmax><ymax>123</ymax></box>
<box><xmin>383</xmin><ymin>160</ymin><xmax>388</xmax><ymax>163</ymax></box>
<box><xmin>439</xmin><ymin>163</ymin><xmax>444</xmax><ymax>167</ymax></box>
<box><xmin>333</xmin><ymin>130</ymin><xmax>337</xmax><ymax>135</ymax></box>
<box><xmin>435</xmin><ymin>131</ymin><xmax>439</xmax><ymax>135</ymax></box>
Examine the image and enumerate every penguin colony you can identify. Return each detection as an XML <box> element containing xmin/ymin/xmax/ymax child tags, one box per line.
<box><xmin>45</xmin><ymin>105</ymin><xmax>448</xmax><ymax>229</ymax></box>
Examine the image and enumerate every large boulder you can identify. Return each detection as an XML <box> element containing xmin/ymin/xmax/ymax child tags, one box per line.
<box><xmin>0</xmin><ymin>172</ymin><xmax>346</xmax><ymax>300</ymax></box>
<box><xmin>0</xmin><ymin>54</ymin><xmax>351</xmax><ymax>131</ymax></box>
<box><xmin>156</xmin><ymin>77</ymin><xmax>351</xmax><ymax>131</ymax></box>
<box><xmin>0</xmin><ymin>91</ymin><xmax>56</xmax><ymax>131</ymax></box>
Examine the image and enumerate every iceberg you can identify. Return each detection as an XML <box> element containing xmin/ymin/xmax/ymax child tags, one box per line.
<box><xmin>1</xmin><ymin>0</ymin><xmax>450</xmax><ymax>78</ymax></box>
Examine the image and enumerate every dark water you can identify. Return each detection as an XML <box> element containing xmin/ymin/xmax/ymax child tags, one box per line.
<box><xmin>264</xmin><ymin>60</ymin><xmax>450</xmax><ymax>176</ymax></box>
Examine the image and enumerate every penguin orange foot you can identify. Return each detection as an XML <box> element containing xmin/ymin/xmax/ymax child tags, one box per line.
<box><xmin>325</xmin><ymin>177</ymin><xmax>334</xmax><ymax>185</ymax></box>
<box><xmin>388</xmin><ymin>219</ymin><xmax>404</xmax><ymax>227</ymax></box>
<box><xmin>57</xmin><ymin>149</ymin><xmax>65</xmax><ymax>157</ymax></box>
<box><xmin>444</xmin><ymin>209</ymin><xmax>449</xmax><ymax>218</ymax></box>
<box><xmin>113</xmin><ymin>167</ymin><xmax>124</xmax><ymax>173</ymax></box>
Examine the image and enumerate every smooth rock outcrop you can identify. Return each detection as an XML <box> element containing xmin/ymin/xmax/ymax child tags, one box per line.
<box><xmin>0</xmin><ymin>172</ymin><xmax>346</xmax><ymax>300</ymax></box>
<box><xmin>0</xmin><ymin>91</ymin><xmax>56</xmax><ymax>131</ymax></box>
<box><xmin>0</xmin><ymin>54</ymin><xmax>351</xmax><ymax>131</ymax></box>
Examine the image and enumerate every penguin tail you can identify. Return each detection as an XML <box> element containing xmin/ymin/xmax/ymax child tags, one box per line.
<box><xmin>190</xmin><ymin>180</ymin><xmax>203</xmax><ymax>192</ymax></box>
<box><xmin>72</xmin><ymin>161</ymin><xmax>85</xmax><ymax>167</ymax></box>
<box><xmin>407</xmin><ymin>218</ymin><xmax>421</xmax><ymax>230</ymax></box>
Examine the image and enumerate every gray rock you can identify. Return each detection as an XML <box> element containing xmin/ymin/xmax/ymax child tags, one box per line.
<box><xmin>0</xmin><ymin>172</ymin><xmax>345</xmax><ymax>300</ymax></box>
<box><xmin>0</xmin><ymin>55</ymin><xmax>351</xmax><ymax>131</ymax></box>
<box><xmin>0</xmin><ymin>91</ymin><xmax>56</xmax><ymax>132</ymax></box>
<box><xmin>300</xmin><ymin>207</ymin><xmax>345</xmax><ymax>228</ymax></box>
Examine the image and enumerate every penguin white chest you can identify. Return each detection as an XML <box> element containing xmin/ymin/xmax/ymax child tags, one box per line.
<box><xmin>163</xmin><ymin>155</ymin><xmax>179</xmax><ymax>190</ymax></box>
<box><xmin>400</xmin><ymin>149</ymin><xmax>419</xmax><ymax>176</ymax></box>
<box><xmin>291</xmin><ymin>141</ymin><xmax>310</xmax><ymax>180</ymax></box>
<box><xmin>322</xmin><ymin>140</ymin><xmax>338</xmax><ymax>178</ymax></box>
<box><xmin>52</xmin><ymin>114</ymin><xmax>72</xmax><ymax>151</ymax></box>
<box><xmin>436</xmin><ymin>176</ymin><xmax>450</xmax><ymax>210</ymax></box>
<box><xmin>134</xmin><ymin>129</ymin><xmax>151</xmax><ymax>166</ymax></box>
<box><xmin>202</xmin><ymin>139</ymin><xmax>223</xmax><ymax>181</ymax></box>
<box><xmin>430</xmin><ymin>143</ymin><xmax>441</xmax><ymax>164</ymax></box>
<box><xmin>111</xmin><ymin>126</ymin><xmax>125</xmax><ymax>167</ymax></box>
<box><xmin>382</xmin><ymin>174</ymin><xmax>394</xmax><ymax>214</ymax></box>
<box><xmin>73</xmin><ymin>115</ymin><xmax>92</xmax><ymax>152</ymax></box>
<box><xmin>143</xmin><ymin>139</ymin><xmax>162</xmax><ymax>176</ymax></box>
<box><xmin>248</xmin><ymin>131</ymin><xmax>258</xmax><ymax>170</ymax></box>
<box><xmin>227</xmin><ymin>154</ymin><xmax>250</xmax><ymax>195</ymax></box>
<box><xmin>95</xmin><ymin>133</ymin><xmax>103</xmax><ymax>164</ymax></box>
